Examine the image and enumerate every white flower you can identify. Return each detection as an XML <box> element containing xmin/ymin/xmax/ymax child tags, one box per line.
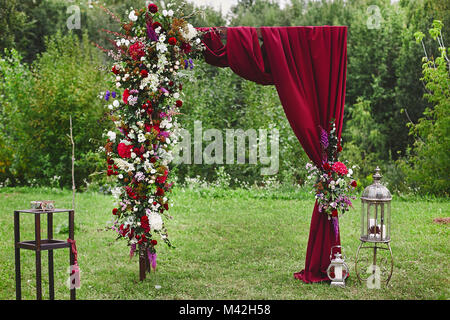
<box><xmin>182</xmin><ymin>23</ymin><xmax>198</xmax><ymax>41</ymax></box>
<box><xmin>156</xmin><ymin>42</ymin><xmax>168</xmax><ymax>53</ymax></box>
<box><xmin>107</xmin><ymin>131</ymin><xmax>116</xmax><ymax>142</ymax></box>
<box><xmin>148</xmin><ymin>212</ymin><xmax>163</xmax><ymax>231</ymax></box>
<box><xmin>113</xmin><ymin>100</ymin><xmax>120</xmax><ymax>107</ymax></box>
<box><xmin>108</xmin><ymin>104</ymin><xmax>113</xmax><ymax>110</ymax></box>
<box><xmin>167</xmin><ymin>9</ymin><xmax>174</xmax><ymax>17</ymax></box>
<box><xmin>162</xmin><ymin>9</ymin><xmax>168</xmax><ymax>16</ymax></box>
<box><xmin>131</xmin><ymin>152</ymin><xmax>137</xmax><ymax>159</ymax></box>
<box><xmin>118</xmin><ymin>174</ymin><xmax>123</xmax><ymax>179</ymax></box>
<box><xmin>128</xmin><ymin>10</ymin><xmax>138</xmax><ymax>22</ymax></box>
<box><xmin>138</xmin><ymin>133</ymin><xmax>146</xmax><ymax>143</ymax></box>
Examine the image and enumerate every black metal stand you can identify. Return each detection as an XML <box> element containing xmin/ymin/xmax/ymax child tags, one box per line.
<box><xmin>14</xmin><ymin>209</ymin><xmax>76</xmax><ymax>300</ymax></box>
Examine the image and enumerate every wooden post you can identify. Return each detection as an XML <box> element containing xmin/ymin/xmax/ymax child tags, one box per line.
<box><xmin>139</xmin><ymin>244</ymin><xmax>146</xmax><ymax>281</ymax></box>
<box><xmin>14</xmin><ymin>211</ymin><xmax>21</xmax><ymax>300</ymax></box>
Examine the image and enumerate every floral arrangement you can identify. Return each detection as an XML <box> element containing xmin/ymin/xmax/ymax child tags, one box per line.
<box><xmin>98</xmin><ymin>2</ymin><xmax>203</xmax><ymax>270</ymax></box>
<box><xmin>305</xmin><ymin>121</ymin><xmax>357</xmax><ymax>222</ymax></box>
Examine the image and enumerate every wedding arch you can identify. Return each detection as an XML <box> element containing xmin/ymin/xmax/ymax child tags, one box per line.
<box><xmin>100</xmin><ymin>3</ymin><xmax>348</xmax><ymax>284</ymax></box>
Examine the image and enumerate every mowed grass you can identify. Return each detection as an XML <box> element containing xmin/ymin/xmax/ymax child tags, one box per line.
<box><xmin>0</xmin><ymin>187</ymin><xmax>448</xmax><ymax>300</ymax></box>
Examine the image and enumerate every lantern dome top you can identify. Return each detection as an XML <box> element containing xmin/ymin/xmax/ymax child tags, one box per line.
<box><xmin>361</xmin><ymin>167</ymin><xmax>392</xmax><ymax>202</ymax></box>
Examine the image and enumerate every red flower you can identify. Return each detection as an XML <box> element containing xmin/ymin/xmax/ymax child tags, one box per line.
<box><xmin>331</xmin><ymin>209</ymin><xmax>338</xmax><ymax>217</ymax></box>
<box><xmin>163</xmin><ymin>203</ymin><xmax>169</xmax><ymax>211</ymax></box>
<box><xmin>337</xmin><ymin>143</ymin><xmax>343</xmax><ymax>153</ymax></box>
<box><xmin>323</xmin><ymin>162</ymin><xmax>331</xmax><ymax>171</ymax></box>
<box><xmin>168</xmin><ymin>37</ymin><xmax>177</xmax><ymax>45</ymax></box>
<box><xmin>181</xmin><ymin>42</ymin><xmax>191</xmax><ymax>54</ymax></box>
<box><xmin>122</xmin><ymin>89</ymin><xmax>130</xmax><ymax>104</ymax></box>
<box><xmin>156</xmin><ymin>187</ymin><xmax>165</xmax><ymax>196</ymax></box>
<box><xmin>140</xmin><ymin>69</ymin><xmax>148</xmax><ymax>78</ymax></box>
<box><xmin>117</xmin><ymin>143</ymin><xmax>133</xmax><ymax>159</ymax></box>
<box><xmin>145</xmin><ymin>124</ymin><xmax>160</xmax><ymax>134</ymax></box>
<box><xmin>156</xmin><ymin>175</ymin><xmax>167</xmax><ymax>184</ymax></box>
<box><xmin>351</xmin><ymin>180</ymin><xmax>357</xmax><ymax>188</ymax></box>
<box><xmin>175</xmin><ymin>100</ymin><xmax>183</xmax><ymax>108</ymax></box>
<box><xmin>152</xmin><ymin>21</ymin><xmax>162</xmax><ymax>30</ymax></box>
<box><xmin>128</xmin><ymin>41</ymin><xmax>145</xmax><ymax>61</ymax></box>
<box><xmin>140</xmin><ymin>215</ymin><xmax>150</xmax><ymax>233</ymax></box>
<box><xmin>112</xmin><ymin>65</ymin><xmax>120</xmax><ymax>75</ymax></box>
<box><xmin>332</xmin><ymin>161</ymin><xmax>348</xmax><ymax>176</ymax></box>
<box><xmin>112</xmin><ymin>208</ymin><xmax>118</xmax><ymax>215</ymax></box>
<box><xmin>107</xmin><ymin>158</ymin><xmax>114</xmax><ymax>165</ymax></box>
<box><xmin>148</xmin><ymin>3</ymin><xmax>158</xmax><ymax>13</ymax></box>
<box><xmin>151</xmin><ymin>239</ymin><xmax>157</xmax><ymax>246</ymax></box>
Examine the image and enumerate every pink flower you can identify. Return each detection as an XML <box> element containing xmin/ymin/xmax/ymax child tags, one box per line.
<box><xmin>332</xmin><ymin>161</ymin><xmax>348</xmax><ymax>176</ymax></box>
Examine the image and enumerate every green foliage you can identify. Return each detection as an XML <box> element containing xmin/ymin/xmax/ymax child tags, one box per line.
<box><xmin>398</xmin><ymin>20</ymin><xmax>450</xmax><ymax>195</ymax></box>
<box><xmin>0</xmin><ymin>32</ymin><xmax>111</xmax><ymax>188</ymax></box>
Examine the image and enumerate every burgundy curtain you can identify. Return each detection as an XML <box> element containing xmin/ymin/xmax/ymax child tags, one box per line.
<box><xmin>199</xmin><ymin>26</ymin><xmax>348</xmax><ymax>283</ymax></box>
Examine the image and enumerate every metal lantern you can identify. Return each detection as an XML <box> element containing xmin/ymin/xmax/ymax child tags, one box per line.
<box><xmin>355</xmin><ymin>167</ymin><xmax>394</xmax><ymax>286</ymax></box>
<box><xmin>327</xmin><ymin>246</ymin><xmax>349</xmax><ymax>288</ymax></box>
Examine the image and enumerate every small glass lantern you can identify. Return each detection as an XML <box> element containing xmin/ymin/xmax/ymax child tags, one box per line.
<box><xmin>326</xmin><ymin>246</ymin><xmax>349</xmax><ymax>288</ymax></box>
<box><xmin>355</xmin><ymin>167</ymin><xmax>394</xmax><ymax>286</ymax></box>
<box><xmin>360</xmin><ymin>167</ymin><xmax>391</xmax><ymax>242</ymax></box>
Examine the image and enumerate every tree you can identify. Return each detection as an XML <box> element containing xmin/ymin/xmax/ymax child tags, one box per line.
<box><xmin>398</xmin><ymin>20</ymin><xmax>450</xmax><ymax>195</ymax></box>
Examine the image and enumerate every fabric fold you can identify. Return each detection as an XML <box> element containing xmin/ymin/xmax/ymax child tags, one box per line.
<box><xmin>200</xmin><ymin>26</ymin><xmax>348</xmax><ymax>283</ymax></box>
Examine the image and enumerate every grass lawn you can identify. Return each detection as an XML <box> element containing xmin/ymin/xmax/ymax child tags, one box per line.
<box><xmin>0</xmin><ymin>187</ymin><xmax>448</xmax><ymax>300</ymax></box>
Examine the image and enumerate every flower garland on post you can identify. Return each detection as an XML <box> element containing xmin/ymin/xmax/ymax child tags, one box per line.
<box><xmin>99</xmin><ymin>3</ymin><xmax>203</xmax><ymax>280</ymax></box>
<box><xmin>306</xmin><ymin>121</ymin><xmax>357</xmax><ymax>240</ymax></box>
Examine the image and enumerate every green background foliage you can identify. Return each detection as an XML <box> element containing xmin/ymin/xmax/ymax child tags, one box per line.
<box><xmin>0</xmin><ymin>0</ymin><xmax>448</xmax><ymax>196</ymax></box>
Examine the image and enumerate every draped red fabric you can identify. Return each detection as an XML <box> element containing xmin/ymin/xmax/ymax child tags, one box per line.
<box><xmin>199</xmin><ymin>26</ymin><xmax>348</xmax><ymax>283</ymax></box>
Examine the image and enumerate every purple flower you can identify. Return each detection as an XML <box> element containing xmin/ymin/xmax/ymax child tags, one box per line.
<box><xmin>104</xmin><ymin>90</ymin><xmax>110</xmax><ymax>101</ymax></box>
<box><xmin>111</xmin><ymin>91</ymin><xmax>116</xmax><ymax>98</ymax></box>
<box><xmin>146</xmin><ymin>23</ymin><xmax>159</xmax><ymax>42</ymax></box>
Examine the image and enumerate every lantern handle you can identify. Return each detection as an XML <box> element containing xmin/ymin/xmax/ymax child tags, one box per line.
<box><xmin>330</xmin><ymin>245</ymin><xmax>346</xmax><ymax>260</ymax></box>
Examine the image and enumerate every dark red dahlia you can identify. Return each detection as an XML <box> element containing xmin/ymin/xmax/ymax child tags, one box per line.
<box><xmin>148</xmin><ymin>3</ymin><xmax>158</xmax><ymax>13</ymax></box>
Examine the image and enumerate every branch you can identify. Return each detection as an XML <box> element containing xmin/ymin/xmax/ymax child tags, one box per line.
<box><xmin>69</xmin><ymin>116</ymin><xmax>76</xmax><ymax>210</ymax></box>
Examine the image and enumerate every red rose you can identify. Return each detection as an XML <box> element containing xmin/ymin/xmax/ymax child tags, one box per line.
<box><xmin>163</xmin><ymin>203</ymin><xmax>169</xmax><ymax>211</ymax></box>
<box><xmin>175</xmin><ymin>100</ymin><xmax>183</xmax><ymax>108</ymax></box>
<box><xmin>148</xmin><ymin>3</ymin><xmax>158</xmax><ymax>13</ymax></box>
<box><xmin>107</xmin><ymin>170</ymin><xmax>113</xmax><ymax>176</ymax></box>
<box><xmin>112</xmin><ymin>208</ymin><xmax>118</xmax><ymax>215</ymax></box>
<box><xmin>151</xmin><ymin>239</ymin><xmax>157</xmax><ymax>246</ymax></box>
<box><xmin>323</xmin><ymin>162</ymin><xmax>331</xmax><ymax>171</ymax></box>
<box><xmin>168</xmin><ymin>81</ymin><xmax>174</xmax><ymax>87</ymax></box>
<box><xmin>140</xmin><ymin>215</ymin><xmax>150</xmax><ymax>233</ymax></box>
<box><xmin>140</xmin><ymin>69</ymin><xmax>148</xmax><ymax>78</ymax></box>
<box><xmin>117</xmin><ymin>143</ymin><xmax>133</xmax><ymax>159</ymax></box>
<box><xmin>337</xmin><ymin>143</ymin><xmax>343</xmax><ymax>153</ymax></box>
<box><xmin>351</xmin><ymin>180</ymin><xmax>357</xmax><ymax>188</ymax></box>
<box><xmin>122</xmin><ymin>89</ymin><xmax>130</xmax><ymax>104</ymax></box>
<box><xmin>107</xmin><ymin>158</ymin><xmax>114</xmax><ymax>165</ymax></box>
<box><xmin>331</xmin><ymin>209</ymin><xmax>338</xmax><ymax>217</ymax></box>
<box><xmin>168</xmin><ymin>37</ymin><xmax>177</xmax><ymax>45</ymax></box>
